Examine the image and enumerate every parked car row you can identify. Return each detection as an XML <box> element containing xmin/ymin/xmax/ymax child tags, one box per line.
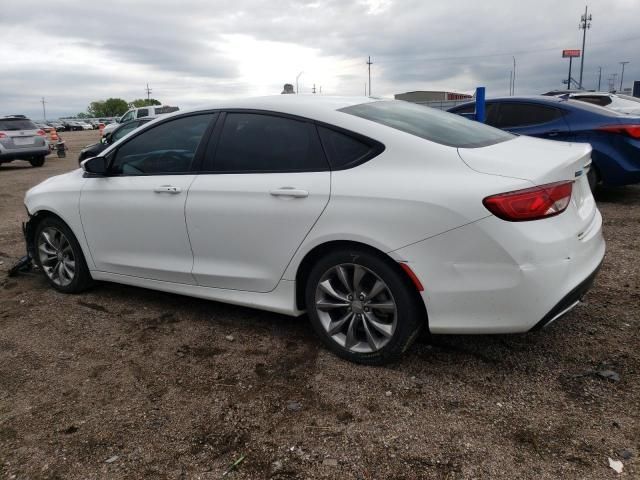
<box><xmin>448</xmin><ymin>95</ymin><xmax>640</xmax><ymax>188</ymax></box>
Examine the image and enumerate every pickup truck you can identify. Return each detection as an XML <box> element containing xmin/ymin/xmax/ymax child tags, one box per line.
<box><xmin>101</xmin><ymin>105</ymin><xmax>179</xmax><ymax>136</ymax></box>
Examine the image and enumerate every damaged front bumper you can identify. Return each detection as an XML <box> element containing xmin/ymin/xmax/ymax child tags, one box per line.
<box><xmin>8</xmin><ymin>216</ymin><xmax>37</xmax><ymax>277</ymax></box>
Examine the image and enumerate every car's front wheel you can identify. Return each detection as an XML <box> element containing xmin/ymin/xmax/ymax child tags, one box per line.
<box><xmin>305</xmin><ymin>248</ymin><xmax>424</xmax><ymax>365</ymax></box>
<box><xmin>34</xmin><ymin>216</ymin><xmax>93</xmax><ymax>293</ymax></box>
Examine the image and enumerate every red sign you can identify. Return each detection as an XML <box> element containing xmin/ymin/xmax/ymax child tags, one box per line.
<box><xmin>562</xmin><ymin>49</ymin><xmax>581</xmax><ymax>58</ymax></box>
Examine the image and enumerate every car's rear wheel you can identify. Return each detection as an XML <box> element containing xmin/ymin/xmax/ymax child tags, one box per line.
<box><xmin>305</xmin><ymin>248</ymin><xmax>423</xmax><ymax>365</ymax></box>
<box><xmin>30</xmin><ymin>156</ymin><xmax>45</xmax><ymax>167</ymax></box>
<box><xmin>34</xmin><ymin>216</ymin><xmax>93</xmax><ymax>293</ymax></box>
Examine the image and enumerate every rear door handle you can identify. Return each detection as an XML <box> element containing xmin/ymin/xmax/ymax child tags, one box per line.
<box><xmin>154</xmin><ymin>185</ymin><xmax>181</xmax><ymax>194</ymax></box>
<box><xmin>270</xmin><ymin>187</ymin><xmax>309</xmax><ymax>198</ymax></box>
<box><xmin>547</xmin><ymin>130</ymin><xmax>561</xmax><ymax>137</ymax></box>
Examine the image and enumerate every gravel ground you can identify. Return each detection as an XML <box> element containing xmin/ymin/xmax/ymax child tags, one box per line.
<box><xmin>0</xmin><ymin>131</ymin><xmax>638</xmax><ymax>479</ymax></box>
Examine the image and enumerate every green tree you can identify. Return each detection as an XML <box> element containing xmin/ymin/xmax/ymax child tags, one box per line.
<box><xmin>76</xmin><ymin>112</ymin><xmax>91</xmax><ymax>119</ymax></box>
<box><xmin>87</xmin><ymin>98</ymin><xmax>129</xmax><ymax>117</ymax></box>
<box><xmin>129</xmin><ymin>98</ymin><xmax>162</xmax><ymax>108</ymax></box>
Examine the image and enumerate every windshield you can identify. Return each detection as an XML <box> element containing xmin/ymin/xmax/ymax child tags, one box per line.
<box><xmin>0</xmin><ymin>118</ymin><xmax>37</xmax><ymax>131</ymax></box>
<box><xmin>339</xmin><ymin>100</ymin><xmax>514</xmax><ymax>148</ymax></box>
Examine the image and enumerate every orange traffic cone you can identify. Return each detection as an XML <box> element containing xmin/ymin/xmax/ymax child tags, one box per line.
<box><xmin>49</xmin><ymin>129</ymin><xmax>59</xmax><ymax>142</ymax></box>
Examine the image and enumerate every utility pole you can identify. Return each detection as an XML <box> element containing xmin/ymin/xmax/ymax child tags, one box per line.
<box><xmin>578</xmin><ymin>6</ymin><xmax>592</xmax><ymax>89</ymax></box>
<box><xmin>40</xmin><ymin>97</ymin><xmax>47</xmax><ymax>122</ymax></box>
<box><xmin>619</xmin><ymin>61</ymin><xmax>630</xmax><ymax>91</ymax></box>
<box><xmin>312</xmin><ymin>84</ymin><xmax>316</xmax><ymax>94</ymax></box>
<box><xmin>366</xmin><ymin>56</ymin><xmax>373</xmax><ymax>96</ymax></box>
<box><xmin>296</xmin><ymin>71</ymin><xmax>303</xmax><ymax>94</ymax></box>
<box><xmin>597</xmin><ymin>66</ymin><xmax>602</xmax><ymax>91</ymax></box>
<box><xmin>145</xmin><ymin>83</ymin><xmax>152</xmax><ymax>101</ymax></box>
<box><xmin>509</xmin><ymin>71</ymin><xmax>513</xmax><ymax>96</ymax></box>
<box><xmin>512</xmin><ymin>57</ymin><xmax>516</xmax><ymax>95</ymax></box>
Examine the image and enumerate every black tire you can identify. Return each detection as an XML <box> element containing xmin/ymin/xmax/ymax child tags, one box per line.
<box><xmin>305</xmin><ymin>247</ymin><xmax>424</xmax><ymax>365</ymax></box>
<box><xmin>30</xmin><ymin>156</ymin><xmax>45</xmax><ymax>167</ymax></box>
<box><xmin>33</xmin><ymin>216</ymin><xmax>94</xmax><ymax>293</ymax></box>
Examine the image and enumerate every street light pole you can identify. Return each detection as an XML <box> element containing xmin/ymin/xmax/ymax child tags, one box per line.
<box><xmin>578</xmin><ymin>6</ymin><xmax>592</xmax><ymax>89</ymax></box>
<box><xmin>40</xmin><ymin>97</ymin><xmax>47</xmax><ymax>122</ymax></box>
<box><xmin>296</xmin><ymin>71</ymin><xmax>303</xmax><ymax>94</ymax></box>
<box><xmin>597</xmin><ymin>66</ymin><xmax>602</xmax><ymax>91</ymax></box>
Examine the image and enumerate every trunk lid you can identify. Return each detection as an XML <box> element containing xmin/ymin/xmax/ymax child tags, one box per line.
<box><xmin>458</xmin><ymin>135</ymin><xmax>596</xmax><ymax>235</ymax></box>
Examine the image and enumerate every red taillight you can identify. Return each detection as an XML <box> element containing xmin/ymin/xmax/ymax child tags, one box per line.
<box><xmin>483</xmin><ymin>181</ymin><xmax>573</xmax><ymax>222</ymax></box>
<box><xmin>0</xmin><ymin>132</ymin><xmax>6</xmax><ymax>139</ymax></box>
<box><xmin>597</xmin><ymin>124</ymin><xmax>640</xmax><ymax>139</ymax></box>
<box><xmin>36</xmin><ymin>129</ymin><xmax>46</xmax><ymax>136</ymax></box>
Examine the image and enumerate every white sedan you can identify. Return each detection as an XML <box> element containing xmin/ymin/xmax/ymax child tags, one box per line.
<box><xmin>22</xmin><ymin>96</ymin><xmax>605</xmax><ymax>364</ymax></box>
<box><xmin>564</xmin><ymin>92</ymin><xmax>640</xmax><ymax>115</ymax></box>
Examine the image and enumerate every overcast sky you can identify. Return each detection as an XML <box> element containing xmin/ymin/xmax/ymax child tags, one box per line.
<box><xmin>2</xmin><ymin>0</ymin><xmax>639</xmax><ymax>120</ymax></box>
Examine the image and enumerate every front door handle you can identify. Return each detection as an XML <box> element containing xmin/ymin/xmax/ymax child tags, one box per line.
<box><xmin>154</xmin><ymin>185</ymin><xmax>182</xmax><ymax>194</ymax></box>
<box><xmin>270</xmin><ymin>187</ymin><xmax>309</xmax><ymax>198</ymax></box>
<box><xmin>547</xmin><ymin>130</ymin><xmax>561</xmax><ymax>137</ymax></box>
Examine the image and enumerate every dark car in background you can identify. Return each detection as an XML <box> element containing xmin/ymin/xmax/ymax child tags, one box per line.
<box><xmin>78</xmin><ymin>117</ymin><xmax>153</xmax><ymax>163</ymax></box>
<box><xmin>448</xmin><ymin>96</ymin><xmax>640</xmax><ymax>188</ymax></box>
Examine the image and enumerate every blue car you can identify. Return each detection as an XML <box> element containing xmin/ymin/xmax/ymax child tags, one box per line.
<box><xmin>448</xmin><ymin>96</ymin><xmax>640</xmax><ymax>188</ymax></box>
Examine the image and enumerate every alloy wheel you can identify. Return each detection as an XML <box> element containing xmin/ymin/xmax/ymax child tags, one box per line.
<box><xmin>314</xmin><ymin>263</ymin><xmax>397</xmax><ymax>354</ymax></box>
<box><xmin>37</xmin><ymin>227</ymin><xmax>76</xmax><ymax>287</ymax></box>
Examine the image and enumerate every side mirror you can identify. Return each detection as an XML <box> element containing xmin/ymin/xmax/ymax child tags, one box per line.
<box><xmin>103</xmin><ymin>132</ymin><xmax>112</xmax><ymax>143</ymax></box>
<box><xmin>81</xmin><ymin>156</ymin><xmax>107</xmax><ymax>176</ymax></box>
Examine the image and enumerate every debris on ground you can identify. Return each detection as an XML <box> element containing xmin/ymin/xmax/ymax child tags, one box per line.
<box><xmin>608</xmin><ymin>457</ymin><xmax>623</xmax><ymax>474</ymax></box>
<box><xmin>225</xmin><ymin>335</ymin><xmax>235</xmax><ymax>342</ymax></box>
<box><xmin>104</xmin><ymin>456</ymin><xmax>119</xmax><ymax>464</ymax></box>
<box><xmin>222</xmin><ymin>454</ymin><xmax>245</xmax><ymax>477</ymax></box>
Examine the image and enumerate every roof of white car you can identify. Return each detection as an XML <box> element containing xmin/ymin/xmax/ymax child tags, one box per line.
<box><xmin>186</xmin><ymin>95</ymin><xmax>381</xmax><ymax>120</ymax></box>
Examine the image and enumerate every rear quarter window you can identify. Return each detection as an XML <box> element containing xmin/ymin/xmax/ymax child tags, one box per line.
<box><xmin>340</xmin><ymin>100</ymin><xmax>513</xmax><ymax>148</ymax></box>
<box><xmin>317</xmin><ymin>126</ymin><xmax>383</xmax><ymax>169</ymax></box>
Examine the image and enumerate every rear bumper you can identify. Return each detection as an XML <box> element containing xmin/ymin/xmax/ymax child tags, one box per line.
<box><xmin>529</xmin><ymin>259</ymin><xmax>601</xmax><ymax>331</ymax></box>
<box><xmin>393</xmin><ymin>207</ymin><xmax>606</xmax><ymax>334</ymax></box>
<box><xmin>0</xmin><ymin>146</ymin><xmax>50</xmax><ymax>161</ymax></box>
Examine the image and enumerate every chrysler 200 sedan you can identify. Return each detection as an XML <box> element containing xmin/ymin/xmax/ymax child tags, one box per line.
<box><xmin>22</xmin><ymin>96</ymin><xmax>605</xmax><ymax>364</ymax></box>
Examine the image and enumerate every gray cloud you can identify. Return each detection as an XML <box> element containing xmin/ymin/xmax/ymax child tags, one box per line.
<box><xmin>1</xmin><ymin>0</ymin><xmax>638</xmax><ymax>119</ymax></box>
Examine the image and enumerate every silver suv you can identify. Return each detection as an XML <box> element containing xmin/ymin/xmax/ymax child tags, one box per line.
<box><xmin>0</xmin><ymin>116</ymin><xmax>50</xmax><ymax>167</ymax></box>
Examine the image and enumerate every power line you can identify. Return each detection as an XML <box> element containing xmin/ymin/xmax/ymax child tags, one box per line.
<box><xmin>578</xmin><ymin>5</ymin><xmax>592</xmax><ymax>89</ymax></box>
<box><xmin>336</xmin><ymin>34</ymin><xmax>640</xmax><ymax>71</ymax></box>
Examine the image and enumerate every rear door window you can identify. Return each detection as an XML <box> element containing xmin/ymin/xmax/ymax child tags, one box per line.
<box><xmin>211</xmin><ymin>113</ymin><xmax>328</xmax><ymax>172</ymax></box>
<box><xmin>136</xmin><ymin>108</ymin><xmax>149</xmax><ymax>118</ymax></box>
<box><xmin>492</xmin><ymin>103</ymin><xmax>563</xmax><ymax>128</ymax></box>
